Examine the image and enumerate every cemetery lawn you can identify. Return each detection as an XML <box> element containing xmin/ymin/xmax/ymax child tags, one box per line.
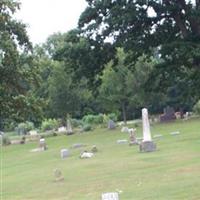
<box><xmin>2</xmin><ymin>118</ymin><xmax>200</xmax><ymax>200</ymax></box>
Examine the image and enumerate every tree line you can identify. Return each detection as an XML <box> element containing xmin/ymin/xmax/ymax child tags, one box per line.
<box><xmin>1</xmin><ymin>0</ymin><xmax>200</xmax><ymax>129</ymax></box>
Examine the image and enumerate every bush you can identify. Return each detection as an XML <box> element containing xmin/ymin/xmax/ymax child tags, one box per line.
<box><xmin>40</xmin><ymin>130</ymin><xmax>58</xmax><ymax>138</ymax></box>
<box><xmin>41</xmin><ymin>119</ymin><xmax>59</xmax><ymax>132</ymax></box>
<box><xmin>193</xmin><ymin>100</ymin><xmax>200</xmax><ymax>115</ymax></box>
<box><xmin>71</xmin><ymin>118</ymin><xmax>83</xmax><ymax>127</ymax></box>
<box><xmin>3</xmin><ymin>120</ymin><xmax>16</xmax><ymax>132</ymax></box>
<box><xmin>16</xmin><ymin>121</ymin><xmax>34</xmax><ymax>135</ymax></box>
<box><xmin>82</xmin><ymin>124</ymin><xmax>92</xmax><ymax>132</ymax></box>
<box><xmin>82</xmin><ymin>114</ymin><xmax>104</xmax><ymax>125</ymax></box>
<box><xmin>2</xmin><ymin>135</ymin><xmax>11</xmax><ymax>146</ymax></box>
<box><xmin>107</xmin><ymin>113</ymin><xmax>118</xmax><ymax>122</ymax></box>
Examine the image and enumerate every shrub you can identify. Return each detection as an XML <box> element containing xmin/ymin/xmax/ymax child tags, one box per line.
<box><xmin>82</xmin><ymin>114</ymin><xmax>104</xmax><ymax>125</ymax></box>
<box><xmin>2</xmin><ymin>135</ymin><xmax>11</xmax><ymax>146</ymax></box>
<box><xmin>134</xmin><ymin>123</ymin><xmax>139</xmax><ymax>128</ymax></box>
<box><xmin>16</xmin><ymin>121</ymin><xmax>34</xmax><ymax>135</ymax></box>
<box><xmin>193</xmin><ymin>100</ymin><xmax>200</xmax><ymax>115</ymax></box>
<box><xmin>41</xmin><ymin>119</ymin><xmax>59</xmax><ymax>132</ymax></box>
<box><xmin>71</xmin><ymin>118</ymin><xmax>83</xmax><ymax>127</ymax></box>
<box><xmin>82</xmin><ymin>124</ymin><xmax>92</xmax><ymax>132</ymax></box>
<box><xmin>3</xmin><ymin>120</ymin><xmax>16</xmax><ymax>132</ymax></box>
<box><xmin>107</xmin><ymin>113</ymin><xmax>118</xmax><ymax>122</ymax></box>
<box><xmin>40</xmin><ymin>130</ymin><xmax>58</xmax><ymax>138</ymax></box>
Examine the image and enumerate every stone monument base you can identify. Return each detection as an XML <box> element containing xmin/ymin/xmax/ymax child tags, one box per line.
<box><xmin>139</xmin><ymin>141</ymin><xmax>156</xmax><ymax>152</ymax></box>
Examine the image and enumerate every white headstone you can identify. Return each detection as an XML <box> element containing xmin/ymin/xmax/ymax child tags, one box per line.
<box><xmin>80</xmin><ymin>152</ymin><xmax>94</xmax><ymax>159</ymax></box>
<box><xmin>58</xmin><ymin>126</ymin><xmax>67</xmax><ymax>133</ymax></box>
<box><xmin>38</xmin><ymin>138</ymin><xmax>47</xmax><ymax>150</ymax></box>
<box><xmin>102</xmin><ymin>192</ymin><xmax>119</xmax><ymax>200</ymax></box>
<box><xmin>39</xmin><ymin>138</ymin><xmax>45</xmax><ymax>144</ymax></box>
<box><xmin>121</xmin><ymin>126</ymin><xmax>129</xmax><ymax>133</ymax></box>
<box><xmin>29</xmin><ymin>130</ymin><xmax>38</xmax><ymax>136</ymax></box>
<box><xmin>142</xmin><ymin>108</ymin><xmax>152</xmax><ymax>142</ymax></box>
<box><xmin>60</xmin><ymin>149</ymin><xmax>70</xmax><ymax>159</ymax></box>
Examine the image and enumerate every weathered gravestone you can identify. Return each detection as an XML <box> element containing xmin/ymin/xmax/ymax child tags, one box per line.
<box><xmin>121</xmin><ymin>126</ymin><xmax>129</xmax><ymax>133</ymax></box>
<box><xmin>66</xmin><ymin>119</ymin><xmax>73</xmax><ymax>135</ymax></box>
<box><xmin>39</xmin><ymin>138</ymin><xmax>47</xmax><ymax>150</ymax></box>
<box><xmin>60</xmin><ymin>149</ymin><xmax>70</xmax><ymax>159</ymax></box>
<box><xmin>160</xmin><ymin>106</ymin><xmax>176</xmax><ymax>122</ymax></box>
<box><xmin>129</xmin><ymin>128</ymin><xmax>138</xmax><ymax>145</ymax></box>
<box><xmin>53</xmin><ymin>168</ymin><xmax>64</xmax><ymax>182</ymax></box>
<box><xmin>91</xmin><ymin>145</ymin><xmax>98</xmax><ymax>153</ymax></box>
<box><xmin>102</xmin><ymin>192</ymin><xmax>119</xmax><ymax>200</ymax></box>
<box><xmin>108</xmin><ymin>120</ymin><xmax>116</xmax><ymax>129</ymax></box>
<box><xmin>139</xmin><ymin>108</ymin><xmax>156</xmax><ymax>152</ymax></box>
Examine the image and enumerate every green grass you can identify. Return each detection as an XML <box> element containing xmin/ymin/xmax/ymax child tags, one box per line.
<box><xmin>2</xmin><ymin>118</ymin><xmax>200</xmax><ymax>200</ymax></box>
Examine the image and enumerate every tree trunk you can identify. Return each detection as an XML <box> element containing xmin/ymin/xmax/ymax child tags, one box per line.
<box><xmin>122</xmin><ymin>102</ymin><xmax>127</xmax><ymax>125</ymax></box>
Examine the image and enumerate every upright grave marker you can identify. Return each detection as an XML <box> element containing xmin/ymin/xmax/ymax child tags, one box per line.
<box><xmin>139</xmin><ymin>108</ymin><xmax>156</xmax><ymax>152</ymax></box>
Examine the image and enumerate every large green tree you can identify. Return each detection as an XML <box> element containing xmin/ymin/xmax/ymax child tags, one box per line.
<box><xmin>99</xmin><ymin>48</ymin><xmax>156</xmax><ymax>122</ymax></box>
<box><xmin>0</xmin><ymin>0</ymin><xmax>41</xmax><ymax>128</ymax></box>
<box><xmin>48</xmin><ymin>62</ymin><xmax>92</xmax><ymax>118</ymax></box>
<box><xmin>79</xmin><ymin>0</ymin><xmax>200</xmax><ymax>66</ymax></box>
<box><xmin>53</xmin><ymin>29</ymin><xmax>115</xmax><ymax>87</ymax></box>
<box><xmin>79</xmin><ymin>0</ymin><xmax>200</xmax><ymax>104</ymax></box>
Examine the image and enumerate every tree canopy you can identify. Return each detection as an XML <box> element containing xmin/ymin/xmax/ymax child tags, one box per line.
<box><xmin>79</xmin><ymin>0</ymin><xmax>200</xmax><ymax>102</ymax></box>
<box><xmin>0</xmin><ymin>0</ymin><xmax>41</xmax><ymax>127</ymax></box>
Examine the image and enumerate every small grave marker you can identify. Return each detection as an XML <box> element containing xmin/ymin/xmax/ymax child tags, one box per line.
<box><xmin>170</xmin><ymin>131</ymin><xmax>180</xmax><ymax>135</ymax></box>
<box><xmin>102</xmin><ymin>192</ymin><xmax>119</xmax><ymax>200</ymax></box>
<box><xmin>117</xmin><ymin>139</ymin><xmax>128</xmax><ymax>144</ymax></box>
<box><xmin>60</xmin><ymin>149</ymin><xmax>70</xmax><ymax>159</ymax></box>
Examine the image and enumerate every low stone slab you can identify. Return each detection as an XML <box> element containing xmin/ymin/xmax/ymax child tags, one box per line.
<box><xmin>30</xmin><ymin>147</ymin><xmax>45</xmax><ymax>152</ymax></box>
<box><xmin>139</xmin><ymin>141</ymin><xmax>156</xmax><ymax>152</ymax></box>
<box><xmin>117</xmin><ymin>139</ymin><xmax>128</xmax><ymax>144</ymax></box>
<box><xmin>170</xmin><ymin>131</ymin><xmax>180</xmax><ymax>135</ymax></box>
<box><xmin>102</xmin><ymin>192</ymin><xmax>119</xmax><ymax>200</ymax></box>
<box><xmin>72</xmin><ymin>143</ymin><xmax>85</xmax><ymax>148</ymax></box>
<box><xmin>136</xmin><ymin>137</ymin><xmax>143</xmax><ymax>141</ymax></box>
<box><xmin>153</xmin><ymin>134</ymin><xmax>163</xmax><ymax>139</ymax></box>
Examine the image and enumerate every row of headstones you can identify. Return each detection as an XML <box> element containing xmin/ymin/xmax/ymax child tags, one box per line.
<box><xmin>38</xmin><ymin>108</ymin><xmax>156</xmax><ymax>154</ymax></box>
<box><xmin>60</xmin><ymin>145</ymin><xmax>98</xmax><ymax>159</ymax></box>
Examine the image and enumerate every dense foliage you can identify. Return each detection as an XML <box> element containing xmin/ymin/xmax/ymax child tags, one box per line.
<box><xmin>1</xmin><ymin>0</ymin><xmax>200</xmax><ymax>130</ymax></box>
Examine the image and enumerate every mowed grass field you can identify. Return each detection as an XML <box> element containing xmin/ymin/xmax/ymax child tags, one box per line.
<box><xmin>2</xmin><ymin>118</ymin><xmax>200</xmax><ymax>200</ymax></box>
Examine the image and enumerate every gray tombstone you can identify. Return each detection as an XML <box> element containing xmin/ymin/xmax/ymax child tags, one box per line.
<box><xmin>39</xmin><ymin>138</ymin><xmax>47</xmax><ymax>150</ymax></box>
<box><xmin>108</xmin><ymin>120</ymin><xmax>116</xmax><ymax>129</ymax></box>
<box><xmin>72</xmin><ymin>143</ymin><xmax>85</xmax><ymax>148</ymax></box>
<box><xmin>160</xmin><ymin>106</ymin><xmax>176</xmax><ymax>122</ymax></box>
<box><xmin>53</xmin><ymin>168</ymin><xmax>64</xmax><ymax>181</ymax></box>
<box><xmin>102</xmin><ymin>192</ymin><xmax>119</xmax><ymax>200</ymax></box>
<box><xmin>129</xmin><ymin>129</ymin><xmax>138</xmax><ymax>145</ymax></box>
<box><xmin>60</xmin><ymin>149</ymin><xmax>70</xmax><ymax>159</ymax></box>
<box><xmin>91</xmin><ymin>145</ymin><xmax>98</xmax><ymax>153</ymax></box>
